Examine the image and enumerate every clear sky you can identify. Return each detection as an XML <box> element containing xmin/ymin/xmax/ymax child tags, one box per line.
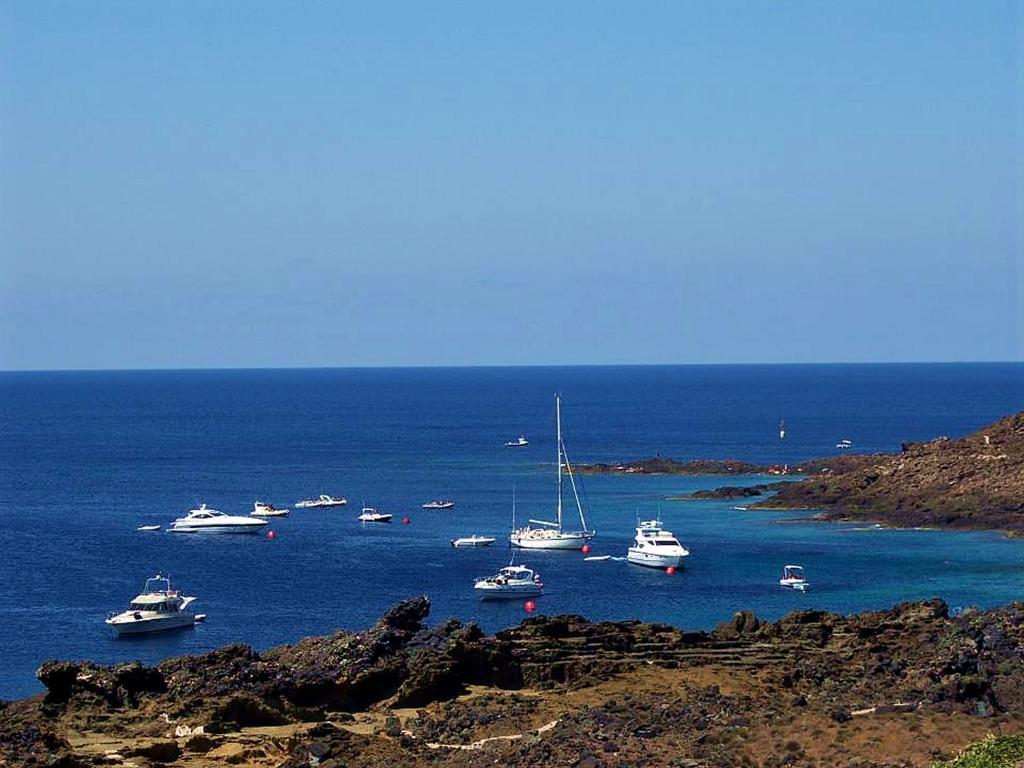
<box><xmin>0</xmin><ymin>1</ymin><xmax>1020</xmax><ymax>369</ymax></box>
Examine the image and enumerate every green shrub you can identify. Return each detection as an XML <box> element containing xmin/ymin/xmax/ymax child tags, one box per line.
<box><xmin>934</xmin><ymin>734</ymin><xmax>1024</xmax><ymax>768</ymax></box>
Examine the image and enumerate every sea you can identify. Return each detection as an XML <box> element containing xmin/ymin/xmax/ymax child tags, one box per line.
<box><xmin>1</xmin><ymin>363</ymin><xmax>1022</xmax><ymax>698</ymax></box>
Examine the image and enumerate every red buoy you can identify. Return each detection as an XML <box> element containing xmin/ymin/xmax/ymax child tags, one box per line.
<box><xmin>402</xmin><ymin>516</ymin><xmax>411</xmax><ymax>524</ymax></box>
<box><xmin>666</xmin><ymin>566</ymin><xmax>676</xmax><ymax>576</ymax></box>
<box><xmin>267</xmin><ymin>530</ymin><xmax>276</xmax><ymax>540</ymax></box>
<box><xmin>581</xmin><ymin>544</ymin><xmax>591</xmax><ymax>555</ymax></box>
<box><xmin>524</xmin><ymin>600</ymin><xmax>537</xmax><ymax>613</ymax></box>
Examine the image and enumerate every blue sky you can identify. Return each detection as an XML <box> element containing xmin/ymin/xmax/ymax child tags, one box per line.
<box><xmin>0</xmin><ymin>1</ymin><xmax>1020</xmax><ymax>369</ymax></box>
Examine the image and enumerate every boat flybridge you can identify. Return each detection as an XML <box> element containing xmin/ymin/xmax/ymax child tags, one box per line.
<box><xmin>504</xmin><ymin>436</ymin><xmax>529</xmax><ymax>448</ymax></box>
<box><xmin>474</xmin><ymin>564</ymin><xmax>543</xmax><ymax>599</ymax></box>
<box><xmin>836</xmin><ymin>439</ymin><xmax>853</xmax><ymax>450</ymax></box>
<box><xmin>626</xmin><ymin>519</ymin><xmax>690</xmax><ymax>569</ymax></box>
<box><xmin>780</xmin><ymin>565</ymin><xmax>810</xmax><ymax>591</ymax></box>
<box><xmin>253</xmin><ymin>501</ymin><xmax>290</xmax><ymax>517</ymax></box>
<box><xmin>510</xmin><ymin>395</ymin><xmax>595</xmax><ymax>550</ymax></box>
<box><xmin>169</xmin><ymin>504</ymin><xmax>267</xmax><ymax>534</ymax></box>
<box><xmin>295</xmin><ymin>494</ymin><xmax>348</xmax><ymax>508</ymax></box>
<box><xmin>105</xmin><ymin>574</ymin><xmax>203</xmax><ymax>635</ymax></box>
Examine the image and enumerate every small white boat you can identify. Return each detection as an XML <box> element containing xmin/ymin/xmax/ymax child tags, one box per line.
<box><xmin>137</xmin><ymin>525</ymin><xmax>162</xmax><ymax>532</ymax></box>
<box><xmin>626</xmin><ymin>520</ymin><xmax>690</xmax><ymax>569</ymax></box>
<box><xmin>474</xmin><ymin>565</ymin><xmax>543</xmax><ymax>599</ymax></box>
<box><xmin>510</xmin><ymin>396</ymin><xmax>595</xmax><ymax>550</ymax></box>
<box><xmin>780</xmin><ymin>565</ymin><xmax>810</xmax><ymax>591</ymax></box>
<box><xmin>295</xmin><ymin>494</ymin><xmax>348</xmax><ymax>508</ymax></box>
<box><xmin>584</xmin><ymin>555</ymin><xmax>612</xmax><ymax>562</ymax></box>
<box><xmin>252</xmin><ymin>501</ymin><xmax>290</xmax><ymax>517</ymax></box>
<box><xmin>836</xmin><ymin>439</ymin><xmax>853</xmax><ymax>449</ymax></box>
<box><xmin>358</xmin><ymin>507</ymin><xmax>393</xmax><ymax>523</ymax></box>
<box><xmin>504</xmin><ymin>436</ymin><xmax>529</xmax><ymax>448</ymax></box>
<box><xmin>169</xmin><ymin>504</ymin><xmax>267</xmax><ymax>534</ymax></box>
<box><xmin>422</xmin><ymin>499</ymin><xmax>456</xmax><ymax>510</ymax></box>
<box><xmin>105</xmin><ymin>575</ymin><xmax>199</xmax><ymax>635</ymax></box>
<box><xmin>451</xmin><ymin>535</ymin><xmax>496</xmax><ymax>547</ymax></box>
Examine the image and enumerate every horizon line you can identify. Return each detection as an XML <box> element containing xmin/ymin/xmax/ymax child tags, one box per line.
<box><xmin>1</xmin><ymin>359</ymin><xmax>1022</xmax><ymax>374</ymax></box>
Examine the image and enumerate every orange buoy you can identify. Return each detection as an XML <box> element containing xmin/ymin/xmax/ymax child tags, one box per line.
<box><xmin>581</xmin><ymin>544</ymin><xmax>591</xmax><ymax>555</ymax></box>
<box><xmin>267</xmin><ymin>530</ymin><xmax>276</xmax><ymax>540</ymax></box>
<box><xmin>402</xmin><ymin>516</ymin><xmax>411</xmax><ymax>524</ymax></box>
<box><xmin>524</xmin><ymin>600</ymin><xmax>536</xmax><ymax>613</ymax></box>
<box><xmin>666</xmin><ymin>566</ymin><xmax>676</xmax><ymax>576</ymax></box>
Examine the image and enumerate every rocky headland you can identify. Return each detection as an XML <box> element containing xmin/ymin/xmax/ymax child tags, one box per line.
<box><xmin>4</xmin><ymin>596</ymin><xmax>1024</xmax><ymax>768</ymax></box>
<box><xmin>586</xmin><ymin>412</ymin><xmax>1024</xmax><ymax>534</ymax></box>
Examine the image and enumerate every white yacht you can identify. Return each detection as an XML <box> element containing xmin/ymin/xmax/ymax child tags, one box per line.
<box><xmin>168</xmin><ymin>504</ymin><xmax>268</xmax><ymax>534</ymax></box>
<box><xmin>510</xmin><ymin>396</ymin><xmax>595</xmax><ymax>550</ymax></box>
<box><xmin>105</xmin><ymin>575</ymin><xmax>202</xmax><ymax>635</ymax></box>
<box><xmin>295</xmin><ymin>494</ymin><xmax>348</xmax><ymax>508</ymax></box>
<box><xmin>253</xmin><ymin>501</ymin><xmax>290</xmax><ymax>517</ymax></box>
<box><xmin>358</xmin><ymin>507</ymin><xmax>393</xmax><ymax>523</ymax></box>
<box><xmin>451</xmin><ymin>534</ymin><xmax>496</xmax><ymax>547</ymax></box>
<box><xmin>780</xmin><ymin>565</ymin><xmax>810</xmax><ymax>591</ymax></box>
<box><xmin>474</xmin><ymin>565</ymin><xmax>543</xmax><ymax>599</ymax></box>
<box><xmin>626</xmin><ymin>520</ymin><xmax>690</xmax><ymax>569</ymax></box>
<box><xmin>836</xmin><ymin>439</ymin><xmax>853</xmax><ymax>450</ymax></box>
<box><xmin>504</xmin><ymin>436</ymin><xmax>529</xmax><ymax>447</ymax></box>
<box><xmin>422</xmin><ymin>499</ymin><xmax>456</xmax><ymax>510</ymax></box>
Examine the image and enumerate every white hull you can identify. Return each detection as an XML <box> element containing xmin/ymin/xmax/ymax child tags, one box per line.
<box><xmin>780</xmin><ymin>578</ymin><xmax>809</xmax><ymax>591</ymax></box>
<box><xmin>107</xmin><ymin>613</ymin><xmax>196</xmax><ymax>635</ymax></box>
<box><xmin>475</xmin><ymin>583</ymin><xmax>542</xmax><ymax>599</ymax></box>
<box><xmin>510</xmin><ymin>531</ymin><xmax>593</xmax><ymax>550</ymax></box>
<box><xmin>626</xmin><ymin>548</ymin><xmax>686</xmax><ymax>569</ymax></box>
<box><xmin>169</xmin><ymin>524</ymin><xmax>265</xmax><ymax>534</ymax></box>
<box><xmin>452</xmin><ymin>536</ymin><xmax>496</xmax><ymax>547</ymax></box>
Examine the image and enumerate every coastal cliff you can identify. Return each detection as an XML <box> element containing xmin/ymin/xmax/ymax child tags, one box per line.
<box><xmin>5</xmin><ymin>596</ymin><xmax>1024</xmax><ymax>767</ymax></box>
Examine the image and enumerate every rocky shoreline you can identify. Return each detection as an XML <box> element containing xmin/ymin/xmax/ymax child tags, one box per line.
<box><xmin>4</xmin><ymin>596</ymin><xmax>1024</xmax><ymax>767</ymax></box>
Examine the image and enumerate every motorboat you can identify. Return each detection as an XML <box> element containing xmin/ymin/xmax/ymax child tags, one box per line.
<box><xmin>510</xmin><ymin>396</ymin><xmax>595</xmax><ymax>550</ymax></box>
<box><xmin>836</xmin><ymin>439</ymin><xmax>853</xmax><ymax>450</ymax></box>
<box><xmin>137</xmin><ymin>525</ymin><xmax>161</xmax><ymax>532</ymax></box>
<box><xmin>474</xmin><ymin>565</ymin><xmax>543</xmax><ymax>600</ymax></box>
<box><xmin>105</xmin><ymin>575</ymin><xmax>202</xmax><ymax>635</ymax></box>
<box><xmin>780</xmin><ymin>565</ymin><xmax>810</xmax><ymax>591</ymax></box>
<box><xmin>504</xmin><ymin>436</ymin><xmax>529</xmax><ymax>448</ymax></box>
<box><xmin>253</xmin><ymin>501</ymin><xmax>290</xmax><ymax>517</ymax></box>
<box><xmin>358</xmin><ymin>507</ymin><xmax>393</xmax><ymax>523</ymax></box>
<box><xmin>168</xmin><ymin>504</ymin><xmax>267</xmax><ymax>534</ymax></box>
<box><xmin>451</xmin><ymin>535</ymin><xmax>496</xmax><ymax>547</ymax></box>
<box><xmin>626</xmin><ymin>520</ymin><xmax>690</xmax><ymax>569</ymax></box>
<box><xmin>422</xmin><ymin>499</ymin><xmax>456</xmax><ymax>510</ymax></box>
<box><xmin>295</xmin><ymin>494</ymin><xmax>348</xmax><ymax>508</ymax></box>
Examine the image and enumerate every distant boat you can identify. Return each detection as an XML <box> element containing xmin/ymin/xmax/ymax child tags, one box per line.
<box><xmin>168</xmin><ymin>504</ymin><xmax>267</xmax><ymax>534</ymax></box>
<box><xmin>295</xmin><ymin>494</ymin><xmax>348</xmax><ymax>508</ymax></box>
<box><xmin>137</xmin><ymin>524</ymin><xmax>162</xmax><ymax>532</ymax></box>
<box><xmin>504</xmin><ymin>436</ymin><xmax>529</xmax><ymax>448</ymax></box>
<box><xmin>474</xmin><ymin>565</ymin><xmax>543</xmax><ymax>600</ymax></box>
<box><xmin>780</xmin><ymin>564</ymin><xmax>810</xmax><ymax>591</ymax></box>
<box><xmin>105</xmin><ymin>574</ymin><xmax>200</xmax><ymax>635</ymax></box>
<box><xmin>252</xmin><ymin>501</ymin><xmax>289</xmax><ymax>517</ymax></box>
<box><xmin>422</xmin><ymin>499</ymin><xmax>456</xmax><ymax>510</ymax></box>
<box><xmin>358</xmin><ymin>506</ymin><xmax>393</xmax><ymax>523</ymax></box>
<box><xmin>779</xmin><ymin>419</ymin><xmax>786</xmax><ymax>440</ymax></box>
<box><xmin>836</xmin><ymin>439</ymin><xmax>853</xmax><ymax>449</ymax></box>
<box><xmin>510</xmin><ymin>396</ymin><xmax>595</xmax><ymax>550</ymax></box>
<box><xmin>626</xmin><ymin>519</ymin><xmax>689</xmax><ymax>570</ymax></box>
<box><xmin>451</xmin><ymin>535</ymin><xmax>496</xmax><ymax>547</ymax></box>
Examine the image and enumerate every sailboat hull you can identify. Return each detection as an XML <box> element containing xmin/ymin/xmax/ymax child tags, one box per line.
<box><xmin>509</xmin><ymin>530</ymin><xmax>594</xmax><ymax>550</ymax></box>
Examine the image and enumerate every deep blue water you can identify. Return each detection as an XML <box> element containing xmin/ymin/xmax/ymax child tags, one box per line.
<box><xmin>1</xmin><ymin>363</ymin><xmax>1022</xmax><ymax>698</ymax></box>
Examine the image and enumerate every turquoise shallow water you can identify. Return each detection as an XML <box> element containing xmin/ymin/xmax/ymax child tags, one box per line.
<box><xmin>0</xmin><ymin>363</ymin><xmax>1021</xmax><ymax>698</ymax></box>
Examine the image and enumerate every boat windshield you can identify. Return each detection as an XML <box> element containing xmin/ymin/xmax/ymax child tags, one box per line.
<box><xmin>129</xmin><ymin>600</ymin><xmax>171</xmax><ymax>611</ymax></box>
<box><xmin>653</xmin><ymin>539</ymin><xmax>681</xmax><ymax>546</ymax></box>
<box><xmin>143</xmin><ymin>577</ymin><xmax>171</xmax><ymax>593</ymax></box>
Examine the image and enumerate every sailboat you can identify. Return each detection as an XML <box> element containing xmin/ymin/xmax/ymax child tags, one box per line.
<box><xmin>509</xmin><ymin>395</ymin><xmax>595</xmax><ymax>550</ymax></box>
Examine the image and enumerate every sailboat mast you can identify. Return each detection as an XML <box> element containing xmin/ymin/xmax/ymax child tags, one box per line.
<box><xmin>556</xmin><ymin>394</ymin><xmax>563</xmax><ymax>530</ymax></box>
